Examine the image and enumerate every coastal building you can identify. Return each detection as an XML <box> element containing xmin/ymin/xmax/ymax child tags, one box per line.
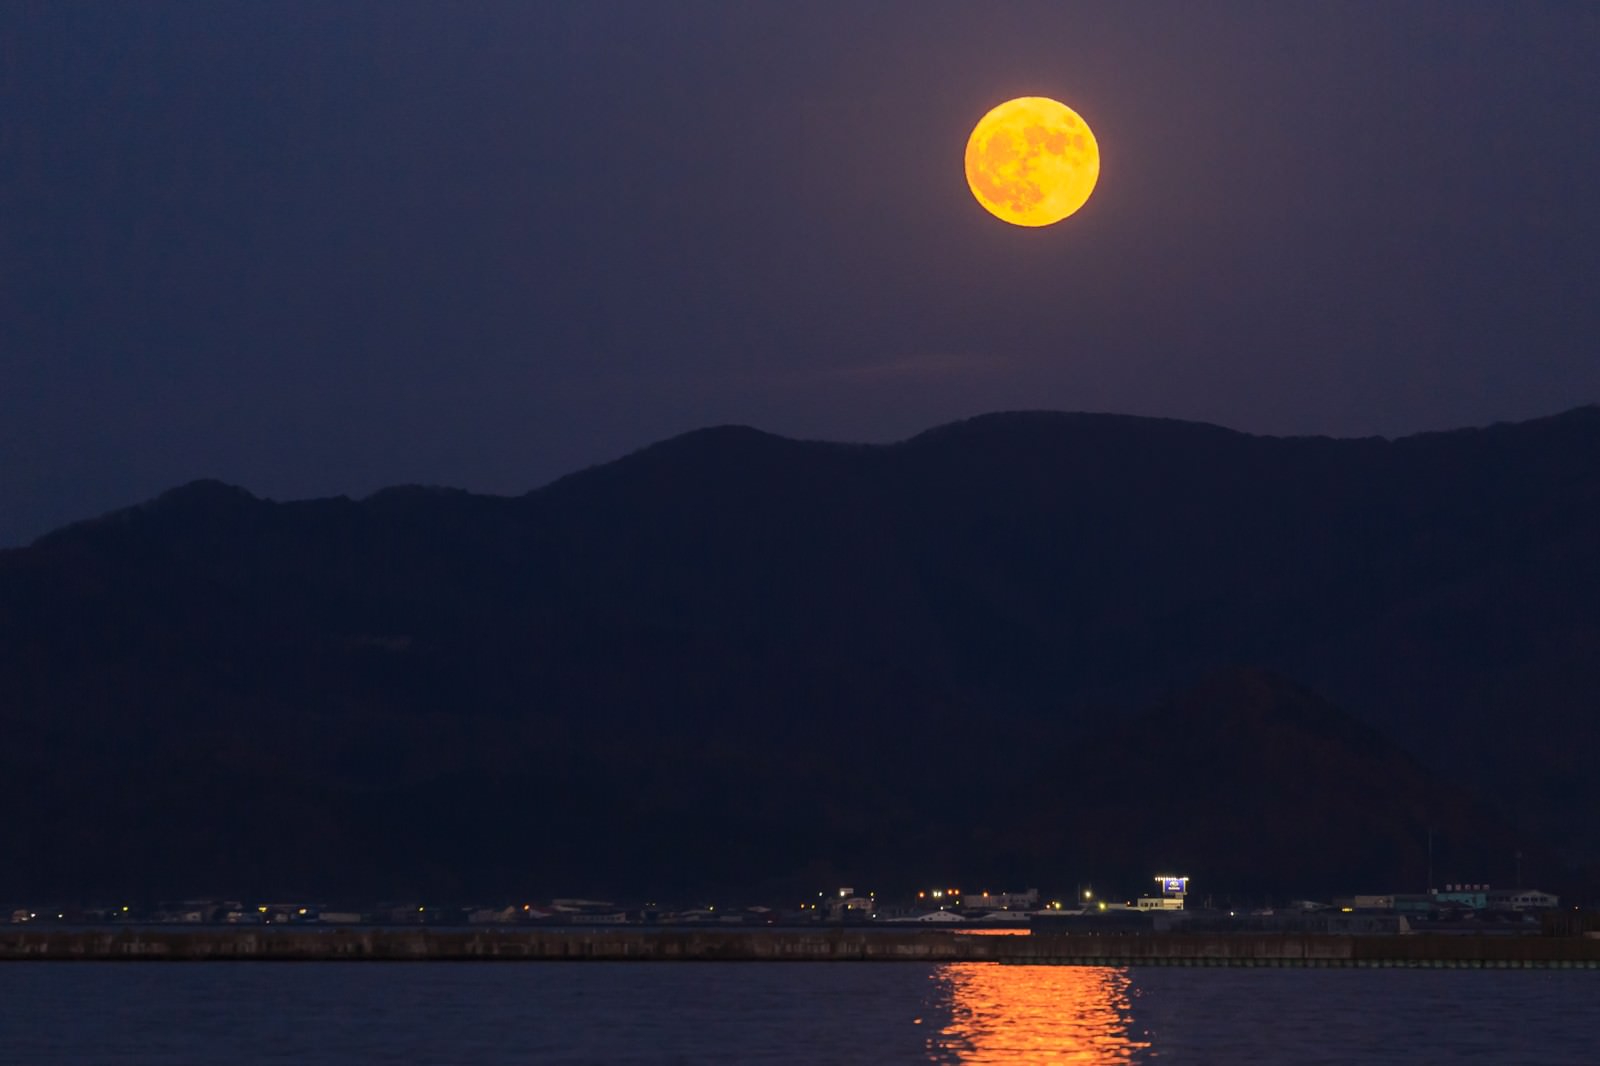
<box><xmin>1393</xmin><ymin>894</ymin><xmax>1436</xmax><ymax>914</ymax></box>
<box><xmin>826</xmin><ymin>891</ymin><xmax>874</xmax><ymax>920</ymax></box>
<box><xmin>968</xmin><ymin>889</ymin><xmax>1038</xmax><ymax>912</ymax></box>
<box><xmin>1136</xmin><ymin>875</ymin><xmax>1188</xmax><ymax>911</ymax></box>
<box><xmin>1490</xmin><ymin>888</ymin><xmax>1559</xmax><ymax>911</ymax></box>
<box><xmin>1136</xmin><ymin>897</ymin><xmax>1183</xmax><ymax>911</ymax></box>
<box><xmin>469</xmin><ymin>906</ymin><xmax>521</xmax><ymax>924</ymax></box>
<box><xmin>1433</xmin><ymin>884</ymin><xmax>1491</xmax><ymax>909</ymax></box>
<box><xmin>1347</xmin><ymin>895</ymin><xmax>1394</xmax><ymax>911</ymax></box>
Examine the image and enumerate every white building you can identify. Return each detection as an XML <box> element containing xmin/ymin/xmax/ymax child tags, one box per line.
<box><xmin>1490</xmin><ymin>889</ymin><xmax>1559</xmax><ymax>911</ymax></box>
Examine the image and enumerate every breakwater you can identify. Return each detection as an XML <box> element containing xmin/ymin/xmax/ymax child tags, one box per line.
<box><xmin>4</xmin><ymin>929</ymin><xmax>1600</xmax><ymax>966</ymax></box>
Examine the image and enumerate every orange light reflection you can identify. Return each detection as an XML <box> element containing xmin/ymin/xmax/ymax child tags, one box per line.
<box><xmin>929</xmin><ymin>964</ymin><xmax>1148</xmax><ymax>1064</ymax></box>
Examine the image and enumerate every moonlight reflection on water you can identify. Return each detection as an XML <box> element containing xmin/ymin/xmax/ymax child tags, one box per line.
<box><xmin>929</xmin><ymin>964</ymin><xmax>1148</xmax><ymax>1063</ymax></box>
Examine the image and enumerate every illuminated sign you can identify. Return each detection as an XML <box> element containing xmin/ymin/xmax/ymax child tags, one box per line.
<box><xmin>1159</xmin><ymin>877</ymin><xmax>1189</xmax><ymax>895</ymax></box>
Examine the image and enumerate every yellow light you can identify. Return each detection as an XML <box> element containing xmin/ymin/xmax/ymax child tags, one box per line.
<box><xmin>297</xmin><ymin>908</ymin><xmax>307</xmax><ymax>915</ymax></box>
<box><xmin>965</xmin><ymin>96</ymin><xmax>1099</xmax><ymax>227</ymax></box>
<box><xmin>121</xmin><ymin>906</ymin><xmax>130</xmax><ymax>912</ymax></box>
<box><xmin>258</xmin><ymin>906</ymin><xmax>267</xmax><ymax>913</ymax></box>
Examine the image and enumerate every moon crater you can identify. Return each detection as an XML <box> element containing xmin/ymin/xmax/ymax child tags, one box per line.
<box><xmin>965</xmin><ymin>97</ymin><xmax>1099</xmax><ymax>227</ymax></box>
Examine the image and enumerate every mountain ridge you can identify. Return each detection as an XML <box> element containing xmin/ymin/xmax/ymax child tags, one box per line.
<box><xmin>34</xmin><ymin>403</ymin><xmax>1598</xmax><ymax>548</ymax></box>
<box><xmin>2</xmin><ymin>406</ymin><xmax>1596</xmax><ymax>900</ymax></box>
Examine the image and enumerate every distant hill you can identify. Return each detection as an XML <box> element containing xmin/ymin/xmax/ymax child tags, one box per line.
<box><xmin>1</xmin><ymin>406</ymin><xmax>1596</xmax><ymax>902</ymax></box>
<box><xmin>1020</xmin><ymin>669</ymin><xmax>1539</xmax><ymax>900</ymax></box>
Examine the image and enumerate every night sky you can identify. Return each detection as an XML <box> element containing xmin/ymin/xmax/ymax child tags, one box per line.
<box><xmin>4</xmin><ymin>1</ymin><xmax>1597</xmax><ymax>546</ymax></box>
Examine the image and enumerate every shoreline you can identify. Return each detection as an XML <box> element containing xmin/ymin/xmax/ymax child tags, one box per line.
<box><xmin>4</xmin><ymin>928</ymin><xmax>1600</xmax><ymax>967</ymax></box>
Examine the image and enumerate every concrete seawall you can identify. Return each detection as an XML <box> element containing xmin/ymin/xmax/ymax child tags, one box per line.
<box><xmin>4</xmin><ymin>929</ymin><xmax>1600</xmax><ymax>966</ymax></box>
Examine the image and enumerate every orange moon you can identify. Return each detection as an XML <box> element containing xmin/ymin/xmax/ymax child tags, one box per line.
<box><xmin>965</xmin><ymin>97</ymin><xmax>1100</xmax><ymax>227</ymax></box>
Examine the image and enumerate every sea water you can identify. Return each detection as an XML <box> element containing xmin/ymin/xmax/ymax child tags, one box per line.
<box><xmin>1</xmin><ymin>962</ymin><xmax>1592</xmax><ymax>1064</ymax></box>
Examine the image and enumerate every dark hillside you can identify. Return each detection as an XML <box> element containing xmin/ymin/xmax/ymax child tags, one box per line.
<box><xmin>1</xmin><ymin>407</ymin><xmax>1595</xmax><ymax>899</ymax></box>
<box><xmin>1021</xmin><ymin>669</ymin><xmax>1538</xmax><ymax>896</ymax></box>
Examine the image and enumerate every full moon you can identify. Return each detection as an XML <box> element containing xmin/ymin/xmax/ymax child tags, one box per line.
<box><xmin>965</xmin><ymin>97</ymin><xmax>1099</xmax><ymax>227</ymax></box>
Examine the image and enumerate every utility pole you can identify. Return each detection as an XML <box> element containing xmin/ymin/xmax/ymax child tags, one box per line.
<box><xmin>1426</xmin><ymin>828</ymin><xmax>1434</xmax><ymax>895</ymax></box>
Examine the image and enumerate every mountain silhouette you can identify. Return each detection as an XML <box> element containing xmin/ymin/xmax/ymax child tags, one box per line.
<box><xmin>1</xmin><ymin>406</ymin><xmax>1596</xmax><ymax>901</ymax></box>
<box><xmin>1019</xmin><ymin>668</ymin><xmax>1537</xmax><ymax>899</ymax></box>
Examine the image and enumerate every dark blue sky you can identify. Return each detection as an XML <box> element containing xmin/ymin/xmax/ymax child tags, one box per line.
<box><xmin>4</xmin><ymin>1</ymin><xmax>1597</xmax><ymax>545</ymax></box>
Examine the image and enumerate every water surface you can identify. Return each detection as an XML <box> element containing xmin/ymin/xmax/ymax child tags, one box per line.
<box><xmin>1</xmin><ymin>962</ymin><xmax>1591</xmax><ymax>1063</ymax></box>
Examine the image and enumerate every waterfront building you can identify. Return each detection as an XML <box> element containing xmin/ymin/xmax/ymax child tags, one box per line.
<box><xmin>1136</xmin><ymin>875</ymin><xmax>1188</xmax><ymax>911</ymax></box>
<box><xmin>968</xmin><ymin>889</ymin><xmax>1039</xmax><ymax>912</ymax></box>
<box><xmin>1490</xmin><ymin>888</ymin><xmax>1559</xmax><ymax>911</ymax></box>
